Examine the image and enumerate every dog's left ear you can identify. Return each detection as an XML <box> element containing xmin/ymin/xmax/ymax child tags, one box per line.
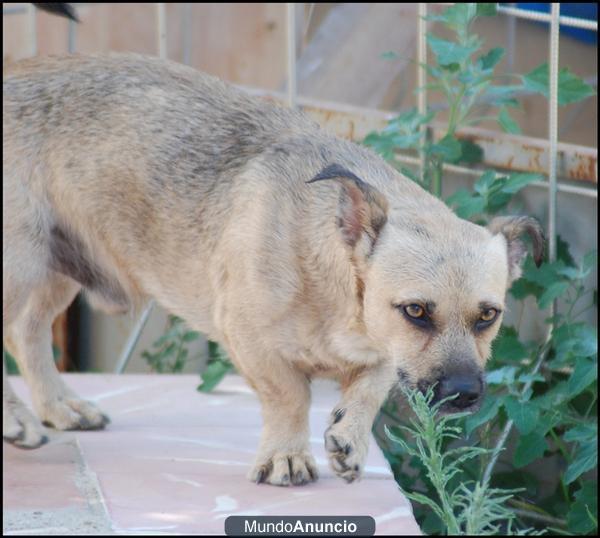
<box><xmin>487</xmin><ymin>216</ymin><xmax>545</xmax><ymax>282</ymax></box>
<box><xmin>307</xmin><ymin>164</ymin><xmax>388</xmax><ymax>250</ymax></box>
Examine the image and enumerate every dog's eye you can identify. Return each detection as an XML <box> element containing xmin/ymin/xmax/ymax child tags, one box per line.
<box><xmin>480</xmin><ymin>308</ymin><xmax>497</xmax><ymax>322</ymax></box>
<box><xmin>398</xmin><ymin>303</ymin><xmax>432</xmax><ymax>329</ymax></box>
<box><xmin>404</xmin><ymin>304</ymin><xmax>425</xmax><ymax>319</ymax></box>
<box><xmin>476</xmin><ymin>308</ymin><xmax>500</xmax><ymax>330</ymax></box>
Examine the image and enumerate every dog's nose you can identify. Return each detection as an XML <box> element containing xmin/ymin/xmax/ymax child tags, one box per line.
<box><xmin>437</xmin><ymin>375</ymin><xmax>482</xmax><ymax>409</ymax></box>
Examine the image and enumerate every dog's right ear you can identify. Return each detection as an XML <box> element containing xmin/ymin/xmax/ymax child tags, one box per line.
<box><xmin>307</xmin><ymin>164</ymin><xmax>388</xmax><ymax>250</ymax></box>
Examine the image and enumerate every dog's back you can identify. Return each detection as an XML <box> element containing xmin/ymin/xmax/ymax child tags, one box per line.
<box><xmin>3</xmin><ymin>53</ymin><xmax>328</xmax><ymax>318</ymax></box>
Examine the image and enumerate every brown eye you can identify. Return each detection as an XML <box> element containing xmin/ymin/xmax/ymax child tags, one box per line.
<box><xmin>480</xmin><ymin>308</ymin><xmax>498</xmax><ymax>322</ymax></box>
<box><xmin>405</xmin><ymin>304</ymin><xmax>425</xmax><ymax>319</ymax></box>
<box><xmin>475</xmin><ymin>307</ymin><xmax>500</xmax><ymax>331</ymax></box>
<box><xmin>395</xmin><ymin>302</ymin><xmax>433</xmax><ymax>329</ymax></box>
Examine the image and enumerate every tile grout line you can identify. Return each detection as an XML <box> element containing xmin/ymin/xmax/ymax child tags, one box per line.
<box><xmin>73</xmin><ymin>437</ymin><xmax>114</xmax><ymax>533</ymax></box>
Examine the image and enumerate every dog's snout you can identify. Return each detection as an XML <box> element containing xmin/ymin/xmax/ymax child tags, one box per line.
<box><xmin>437</xmin><ymin>374</ymin><xmax>482</xmax><ymax>410</ymax></box>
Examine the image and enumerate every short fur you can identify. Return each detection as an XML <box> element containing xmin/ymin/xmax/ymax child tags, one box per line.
<box><xmin>3</xmin><ymin>53</ymin><xmax>543</xmax><ymax>485</ymax></box>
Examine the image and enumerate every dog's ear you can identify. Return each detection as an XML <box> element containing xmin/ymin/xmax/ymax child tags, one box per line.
<box><xmin>488</xmin><ymin>216</ymin><xmax>544</xmax><ymax>282</ymax></box>
<box><xmin>307</xmin><ymin>164</ymin><xmax>388</xmax><ymax>250</ymax></box>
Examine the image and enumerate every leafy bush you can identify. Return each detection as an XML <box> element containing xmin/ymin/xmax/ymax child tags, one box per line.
<box><xmin>142</xmin><ymin>315</ymin><xmax>202</xmax><ymax>373</ymax></box>
<box><xmin>367</xmin><ymin>3</ymin><xmax>597</xmax><ymax>535</ymax></box>
<box><xmin>142</xmin><ymin>316</ymin><xmax>234</xmax><ymax>391</ymax></box>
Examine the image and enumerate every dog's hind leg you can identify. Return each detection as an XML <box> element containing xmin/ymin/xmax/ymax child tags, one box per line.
<box><xmin>3</xmin><ymin>356</ymin><xmax>49</xmax><ymax>448</ymax></box>
<box><xmin>3</xmin><ymin>229</ymin><xmax>51</xmax><ymax>448</ymax></box>
<box><xmin>5</xmin><ymin>272</ymin><xmax>110</xmax><ymax>434</ymax></box>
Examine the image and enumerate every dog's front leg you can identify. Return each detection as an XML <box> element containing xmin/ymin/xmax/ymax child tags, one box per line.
<box><xmin>325</xmin><ymin>361</ymin><xmax>395</xmax><ymax>483</ymax></box>
<box><xmin>243</xmin><ymin>359</ymin><xmax>317</xmax><ymax>487</ymax></box>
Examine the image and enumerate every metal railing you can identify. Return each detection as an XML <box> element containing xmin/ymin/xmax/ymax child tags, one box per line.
<box><xmin>3</xmin><ymin>3</ymin><xmax>597</xmax><ymax>372</ymax></box>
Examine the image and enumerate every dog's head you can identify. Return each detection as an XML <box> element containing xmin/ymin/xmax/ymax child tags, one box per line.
<box><xmin>309</xmin><ymin>164</ymin><xmax>543</xmax><ymax>414</ymax></box>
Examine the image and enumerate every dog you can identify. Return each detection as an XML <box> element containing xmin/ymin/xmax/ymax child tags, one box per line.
<box><xmin>3</xmin><ymin>53</ymin><xmax>543</xmax><ymax>486</ymax></box>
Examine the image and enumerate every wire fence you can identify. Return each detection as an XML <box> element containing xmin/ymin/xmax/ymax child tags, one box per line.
<box><xmin>3</xmin><ymin>3</ymin><xmax>597</xmax><ymax>372</ymax></box>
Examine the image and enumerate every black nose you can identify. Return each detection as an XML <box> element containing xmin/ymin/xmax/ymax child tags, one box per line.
<box><xmin>437</xmin><ymin>375</ymin><xmax>482</xmax><ymax>409</ymax></box>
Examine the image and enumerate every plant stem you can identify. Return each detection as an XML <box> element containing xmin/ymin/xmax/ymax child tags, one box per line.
<box><xmin>508</xmin><ymin>502</ymin><xmax>567</xmax><ymax>527</ymax></box>
<box><xmin>583</xmin><ymin>394</ymin><xmax>598</xmax><ymax>418</ymax></box>
<box><xmin>482</xmin><ymin>337</ymin><xmax>553</xmax><ymax>485</ymax></box>
<box><xmin>549</xmin><ymin>427</ymin><xmax>572</xmax><ymax>463</ymax></box>
<box><xmin>431</xmin><ymin>160</ymin><xmax>443</xmax><ymax>198</ymax></box>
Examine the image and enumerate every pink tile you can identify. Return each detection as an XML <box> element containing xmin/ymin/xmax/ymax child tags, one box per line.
<box><xmin>3</xmin><ymin>439</ymin><xmax>86</xmax><ymax>511</ymax></box>
<box><xmin>4</xmin><ymin>374</ymin><xmax>421</xmax><ymax>535</ymax></box>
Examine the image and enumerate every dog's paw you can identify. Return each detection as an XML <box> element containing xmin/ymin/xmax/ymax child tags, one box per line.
<box><xmin>248</xmin><ymin>451</ymin><xmax>319</xmax><ymax>487</ymax></box>
<box><xmin>3</xmin><ymin>401</ymin><xmax>48</xmax><ymax>449</ymax></box>
<box><xmin>37</xmin><ymin>396</ymin><xmax>110</xmax><ymax>431</ymax></box>
<box><xmin>324</xmin><ymin>412</ymin><xmax>369</xmax><ymax>483</ymax></box>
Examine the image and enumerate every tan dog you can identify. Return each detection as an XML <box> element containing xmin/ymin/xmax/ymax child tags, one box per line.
<box><xmin>3</xmin><ymin>53</ymin><xmax>543</xmax><ymax>486</ymax></box>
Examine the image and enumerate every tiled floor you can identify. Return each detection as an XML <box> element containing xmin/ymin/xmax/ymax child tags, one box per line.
<box><xmin>3</xmin><ymin>374</ymin><xmax>421</xmax><ymax>535</ymax></box>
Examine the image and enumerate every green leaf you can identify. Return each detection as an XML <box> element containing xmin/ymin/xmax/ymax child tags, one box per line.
<box><xmin>532</xmin><ymin>380</ymin><xmax>571</xmax><ymax>410</ymax></box>
<box><xmin>429</xmin><ymin>134</ymin><xmax>463</xmax><ymax>162</ymax></box>
<box><xmin>509</xmin><ymin>276</ymin><xmax>544</xmax><ymax>300</ymax></box>
<box><xmin>197</xmin><ymin>359</ymin><xmax>233</xmax><ymax>393</ymax></box>
<box><xmin>498</xmin><ymin>107</ymin><xmax>521</xmax><ymax>134</ymax></box>
<box><xmin>564</xmin><ymin>423</ymin><xmax>597</xmax><ymax>443</ymax></box>
<box><xmin>568</xmin><ymin>481</ymin><xmax>598</xmax><ymax>534</ymax></box>
<box><xmin>557</xmin><ymin>235</ymin><xmax>577</xmax><ymax>267</ymax></box>
<box><xmin>464</xmin><ymin>395</ymin><xmax>502</xmax><ymax>436</ymax></box>
<box><xmin>473</xmin><ymin>170</ymin><xmax>498</xmax><ymax>195</ymax></box>
<box><xmin>447</xmin><ymin>189</ymin><xmax>488</xmax><ymax>219</ymax></box>
<box><xmin>426</xmin><ymin>3</ymin><xmax>477</xmax><ymax>32</ymax></box>
<box><xmin>427</xmin><ymin>34</ymin><xmax>479</xmax><ymax>66</ymax></box>
<box><xmin>403</xmin><ymin>491</ymin><xmax>446</xmax><ymax>521</ymax></box>
<box><xmin>457</xmin><ymin>140</ymin><xmax>484</xmax><ymax>164</ymax></box>
<box><xmin>538</xmin><ymin>280</ymin><xmax>570</xmax><ymax>309</ymax></box>
<box><xmin>486</xmin><ymin>365</ymin><xmax>518</xmax><ymax>385</ymax></box>
<box><xmin>182</xmin><ymin>330</ymin><xmax>201</xmax><ymax>342</ymax></box>
<box><xmin>567</xmin><ymin>358</ymin><xmax>597</xmax><ymax>398</ymax></box>
<box><xmin>503</xmin><ymin>396</ymin><xmax>539</xmax><ymax>435</ymax></box>
<box><xmin>484</xmin><ymin>85</ymin><xmax>523</xmax><ymax>101</ymax></box>
<box><xmin>521</xmin><ymin>257</ymin><xmax>567</xmax><ymax>289</ymax></box>
<box><xmin>513</xmin><ymin>430</ymin><xmax>548</xmax><ymax>468</ymax></box>
<box><xmin>552</xmin><ymin>323</ymin><xmax>598</xmax><ymax>365</ymax></box>
<box><xmin>477</xmin><ymin>47</ymin><xmax>505</xmax><ymax>71</ymax></box>
<box><xmin>564</xmin><ymin>438</ymin><xmax>597</xmax><ymax>484</ymax></box>
<box><xmin>491</xmin><ymin>326</ymin><xmax>528</xmax><ymax>363</ymax></box>
<box><xmin>522</xmin><ymin>63</ymin><xmax>596</xmax><ymax>106</ymax></box>
<box><xmin>582</xmin><ymin>250</ymin><xmax>598</xmax><ymax>275</ymax></box>
<box><xmin>455</xmin><ymin>194</ymin><xmax>486</xmax><ymax>219</ymax></box>
<box><xmin>476</xmin><ymin>3</ymin><xmax>498</xmax><ymax>17</ymax></box>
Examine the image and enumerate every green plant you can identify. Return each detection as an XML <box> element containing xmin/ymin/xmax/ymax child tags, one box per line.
<box><xmin>365</xmin><ymin>3</ymin><xmax>594</xmax><ymax>197</ymax></box>
<box><xmin>385</xmin><ymin>386</ymin><xmax>541</xmax><ymax>535</ymax></box>
<box><xmin>366</xmin><ymin>3</ymin><xmax>596</xmax><ymax>535</ymax></box>
<box><xmin>142</xmin><ymin>315</ymin><xmax>202</xmax><ymax>373</ymax></box>
<box><xmin>197</xmin><ymin>340</ymin><xmax>234</xmax><ymax>392</ymax></box>
<box><xmin>142</xmin><ymin>316</ymin><xmax>234</xmax><ymax>386</ymax></box>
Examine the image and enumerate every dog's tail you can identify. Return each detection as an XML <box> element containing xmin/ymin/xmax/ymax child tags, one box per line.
<box><xmin>33</xmin><ymin>3</ymin><xmax>79</xmax><ymax>22</ymax></box>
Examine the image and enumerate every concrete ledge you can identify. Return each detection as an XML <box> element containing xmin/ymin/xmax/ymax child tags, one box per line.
<box><xmin>3</xmin><ymin>374</ymin><xmax>421</xmax><ymax>535</ymax></box>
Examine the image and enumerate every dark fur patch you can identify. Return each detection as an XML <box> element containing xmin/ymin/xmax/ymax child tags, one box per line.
<box><xmin>396</xmin><ymin>369</ymin><xmax>409</xmax><ymax>383</ymax></box>
<box><xmin>49</xmin><ymin>226</ymin><xmax>129</xmax><ymax>307</ymax></box>
<box><xmin>333</xmin><ymin>408</ymin><xmax>346</xmax><ymax>424</ymax></box>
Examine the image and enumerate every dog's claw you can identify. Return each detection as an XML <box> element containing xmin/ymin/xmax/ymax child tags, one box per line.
<box><xmin>324</xmin><ymin>423</ymin><xmax>365</xmax><ymax>484</ymax></box>
<box><xmin>249</xmin><ymin>452</ymin><xmax>318</xmax><ymax>487</ymax></box>
<box><xmin>256</xmin><ymin>468</ymin><xmax>266</xmax><ymax>484</ymax></box>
